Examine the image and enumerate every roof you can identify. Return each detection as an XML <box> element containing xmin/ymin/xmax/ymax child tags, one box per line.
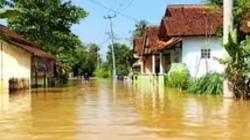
<box><xmin>133</xmin><ymin>26</ymin><xmax>181</xmax><ymax>56</ymax></box>
<box><xmin>144</xmin><ymin>26</ymin><xmax>181</xmax><ymax>53</ymax></box>
<box><xmin>144</xmin><ymin>26</ymin><xmax>160</xmax><ymax>53</ymax></box>
<box><xmin>160</xmin><ymin>5</ymin><xmax>250</xmax><ymax>38</ymax></box>
<box><xmin>0</xmin><ymin>25</ymin><xmax>33</xmax><ymax>45</ymax></box>
<box><xmin>133</xmin><ymin>37</ymin><xmax>144</xmax><ymax>56</ymax></box>
<box><xmin>11</xmin><ymin>41</ymin><xmax>56</xmax><ymax>60</ymax></box>
<box><xmin>0</xmin><ymin>24</ymin><xmax>56</xmax><ymax>60</ymax></box>
<box><xmin>160</xmin><ymin>5</ymin><xmax>223</xmax><ymax>38</ymax></box>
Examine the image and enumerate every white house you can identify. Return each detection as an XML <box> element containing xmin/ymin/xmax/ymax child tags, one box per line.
<box><xmin>158</xmin><ymin>4</ymin><xmax>249</xmax><ymax>77</ymax></box>
<box><xmin>133</xmin><ymin>4</ymin><xmax>250</xmax><ymax>78</ymax></box>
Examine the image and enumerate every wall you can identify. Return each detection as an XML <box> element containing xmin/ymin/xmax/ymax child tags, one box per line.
<box><xmin>182</xmin><ymin>36</ymin><xmax>227</xmax><ymax>77</ymax></box>
<box><xmin>0</xmin><ymin>40</ymin><xmax>32</xmax><ymax>90</ymax></box>
<box><xmin>144</xmin><ymin>56</ymin><xmax>152</xmax><ymax>74</ymax></box>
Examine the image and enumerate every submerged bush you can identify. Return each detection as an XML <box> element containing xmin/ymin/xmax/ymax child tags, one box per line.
<box><xmin>94</xmin><ymin>68</ymin><xmax>111</xmax><ymax>78</ymax></box>
<box><xmin>187</xmin><ymin>73</ymin><xmax>223</xmax><ymax>95</ymax></box>
<box><xmin>165</xmin><ymin>63</ymin><xmax>190</xmax><ymax>89</ymax></box>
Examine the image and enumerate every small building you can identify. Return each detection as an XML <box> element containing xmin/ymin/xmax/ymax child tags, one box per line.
<box><xmin>159</xmin><ymin>5</ymin><xmax>226</xmax><ymax>77</ymax></box>
<box><xmin>0</xmin><ymin>24</ymin><xmax>56</xmax><ymax>91</ymax></box>
<box><xmin>133</xmin><ymin>26</ymin><xmax>181</xmax><ymax>76</ymax></box>
<box><xmin>133</xmin><ymin>5</ymin><xmax>250</xmax><ymax>80</ymax></box>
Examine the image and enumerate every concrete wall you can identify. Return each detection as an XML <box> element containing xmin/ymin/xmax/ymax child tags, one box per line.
<box><xmin>0</xmin><ymin>40</ymin><xmax>32</xmax><ymax>90</ymax></box>
<box><xmin>182</xmin><ymin>37</ymin><xmax>227</xmax><ymax>77</ymax></box>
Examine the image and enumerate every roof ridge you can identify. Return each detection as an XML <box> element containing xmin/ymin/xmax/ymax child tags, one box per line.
<box><xmin>168</xmin><ymin>4</ymin><xmax>211</xmax><ymax>8</ymax></box>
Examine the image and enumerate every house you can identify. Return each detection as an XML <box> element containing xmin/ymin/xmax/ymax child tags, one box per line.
<box><xmin>0</xmin><ymin>24</ymin><xmax>56</xmax><ymax>91</ymax></box>
<box><xmin>159</xmin><ymin>5</ymin><xmax>226</xmax><ymax>77</ymax></box>
<box><xmin>133</xmin><ymin>26</ymin><xmax>181</xmax><ymax>76</ymax></box>
<box><xmin>133</xmin><ymin>4</ymin><xmax>250</xmax><ymax>80</ymax></box>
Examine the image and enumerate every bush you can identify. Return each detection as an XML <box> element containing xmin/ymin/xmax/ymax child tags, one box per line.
<box><xmin>165</xmin><ymin>63</ymin><xmax>190</xmax><ymax>89</ymax></box>
<box><xmin>187</xmin><ymin>73</ymin><xmax>223</xmax><ymax>95</ymax></box>
<box><xmin>94</xmin><ymin>68</ymin><xmax>111</xmax><ymax>78</ymax></box>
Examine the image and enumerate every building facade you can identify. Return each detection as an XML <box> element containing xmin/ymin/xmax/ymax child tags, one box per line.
<box><xmin>133</xmin><ymin>5</ymin><xmax>250</xmax><ymax>80</ymax></box>
<box><xmin>0</xmin><ymin>25</ymin><xmax>56</xmax><ymax>91</ymax></box>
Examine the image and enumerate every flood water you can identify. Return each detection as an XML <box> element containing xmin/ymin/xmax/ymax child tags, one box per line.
<box><xmin>1</xmin><ymin>80</ymin><xmax>250</xmax><ymax>140</ymax></box>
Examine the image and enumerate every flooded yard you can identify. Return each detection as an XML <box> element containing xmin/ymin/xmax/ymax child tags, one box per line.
<box><xmin>1</xmin><ymin>80</ymin><xmax>250</xmax><ymax>140</ymax></box>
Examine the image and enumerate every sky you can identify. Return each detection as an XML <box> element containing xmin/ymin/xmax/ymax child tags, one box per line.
<box><xmin>0</xmin><ymin>0</ymin><xmax>204</xmax><ymax>57</ymax></box>
<box><xmin>72</xmin><ymin>0</ymin><xmax>203</xmax><ymax>57</ymax></box>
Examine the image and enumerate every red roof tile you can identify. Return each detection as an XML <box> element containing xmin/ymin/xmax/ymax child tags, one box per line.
<box><xmin>160</xmin><ymin>5</ymin><xmax>223</xmax><ymax>38</ymax></box>
<box><xmin>160</xmin><ymin>5</ymin><xmax>250</xmax><ymax>38</ymax></box>
<box><xmin>156</xmin><ymin>38</ymin><xmax>182</xmax><ymax>51</ymax></box>
<box><xmin>134</xmin><ymin>26</ymin><xmax>181</xmax><ymax>55</ymax></box>
<box><xmin>0</xmin><ymin>24</ymin><xmax>32</xmax><ymax>45</ymax></box>
<box><xmin>144</xmin><ymin>26</ymin><xmax>160</xmax><ymax>53</ymax></box>
<box><xmin>11</xmin><ymin>41</ymin><xmax>56</xmax><ymax>60</ymax></box>
<box><xmin>133</xmin><ymin>37</ymin><xmax>144</xmax><ymax>56</ymax></box>
<box><xmin>0</xmin><ymin>24</ymin><xmax>56</xmax><ymax>59</ymax></box>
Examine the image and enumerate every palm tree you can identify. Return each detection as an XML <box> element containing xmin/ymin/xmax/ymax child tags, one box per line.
<box><xmin>133</xmin><ymin>20</ymin><xmax>148</xmax><ymax>38</ymax></box>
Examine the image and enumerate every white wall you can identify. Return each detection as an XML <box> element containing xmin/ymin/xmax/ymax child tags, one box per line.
<box><xmin>182</xmin><ymin>37</ymin><xmax>227</xmax><ymax>78</ymax></box>
<box><xmin>0</xmin><ymin>40</ymin><xmax>32</xmax><ymax>89</ymax></box>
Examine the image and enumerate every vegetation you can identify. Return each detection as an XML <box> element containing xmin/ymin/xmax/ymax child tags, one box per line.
<box><xmin>71</xmin><ymin>43</ymin><xmax>101</xmax><ymax>76</ymax></box>
<box><xmin>94</xmin><ymin>66</ymin><xmax>111</xmax><ymax>78</ymax></box>
<box><xmin>0</xmin><ymin>0</ymin><xmax>16</xmax><ymax>22</ymax></box>
<box><xmin>216</xmin><ymin>31</ymin><xmax>250</xmax><ymax>99</ymax></box>
<box><xmin>206</xmin><ymin>0</ymin><xmax>250</xmax><ymax>99</ymax></box>
<box><xmin>5</xmin><ymin>0</ymin><xmax>90</xmax><ymax>81</ymax></box>
<box><xmin>132</xmin><ymin>20</ymin><xmax>148</xmax><ymax>38</ymax></box>
<box><xmin>8</xmin><ymin>0</ymin><xmax>88</xmax><ymax>54</ymax></box>
<box><xmin>106</xmin><ymin>43</ymin><xmax>132</xmax><ymax>76</ymax></box>
<box><xmin>187</xmin><ymin>73</ymin><xmax>223</xmax><ymax>95</ymax></box>
<box><xmin>165</xmin><ymin>63</ymin><xmax>189</xmax><ymax>89</ymax></box>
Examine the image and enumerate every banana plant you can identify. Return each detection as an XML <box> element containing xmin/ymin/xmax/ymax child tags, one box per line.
<box><xmin>215</xmin><ymin>29</ymin><xmax>250</xmax><ymax>99</ymax></box>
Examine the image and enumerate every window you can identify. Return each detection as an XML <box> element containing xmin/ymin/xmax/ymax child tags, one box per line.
<box><xmin>201</xmin><ymin>49</ymin><xmax>210</xmax><ymax>59</ymax></box>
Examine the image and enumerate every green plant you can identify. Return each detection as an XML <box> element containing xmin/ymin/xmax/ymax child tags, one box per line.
<box><xmin>165</xmin><ymin>63</ymin><xmax>189</xmax><ymax>89</ymax></box>
<box><xmin>94</xmin><ymin>68</ymin><xmax>111</xmax><ymax>78</ymax></box>
<box><xmin>187</xmin><ymin>73</ymin><xmax>223</xmax><ymax>95</ymax></box>
<box><xmin>56</xmin><ymin>64</ymin><xmax>70</xmax><ymax>84</ymax></box>
<box><xmin>215</xmin><ymin>30</ymin><xmax>250</xmax><ymax>99</ymax></box>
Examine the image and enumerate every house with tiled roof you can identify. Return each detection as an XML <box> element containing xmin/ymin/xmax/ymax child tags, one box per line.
<box><xmin>0</xmin><ymin>24</ymin><xmax>56</xmax><ymax>91</ymax></box>
<box><xmin>159</xmin><ymin>5</ymin><xmax>226</xmax><ymax>77</ymax></box>
<box><xmin>133</xmin><ymin>4</ymin><xmax>250</xmax><ymax>79</ymax></box>
<box><xmin>133</xmin><ymin>26</ymin><xmax>181</xmax><ymax>75</ymax></box>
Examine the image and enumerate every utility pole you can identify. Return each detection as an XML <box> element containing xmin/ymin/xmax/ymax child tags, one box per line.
<box><xmin>223</xmin><ymin>0</ymin><xmax>234</xmax><ymax>98</ymax></box>
<box><xmin>104</xmin><ymin>14</ymin><xmax>117</xmax><ymax>80</ymax></box>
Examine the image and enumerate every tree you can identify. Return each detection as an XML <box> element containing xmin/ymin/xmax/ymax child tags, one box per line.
<box><xmin>206</xmin><ymin>0</ymin><xmax>223</xmax><ymax>6</ymax></box>
<box><xmin>132</xmin><ymin>20</ymin><xmax>148</xmax><ymax>38</ymax></box>
<box><xmin>0</xmin><ymin>0</ymin><xmax>16</xmax><ymax>20</ymax></box>
<box><xmin>7</xmin><ymin>0</ymin><xmax>88</xmax><ymax>81</ymax></box>
<box><xmin>72</xmin><ymin>43</ymin><xmax>101</xmax><ymax>76</ymax></box>
<box><xmin>206</xmin><ymin>0</ymin><xmax>250</xmax><ymax>27</ymax></box>
<box><xmin>106</xmin><ymin>43</ymin><xmax>132</xmax><ymax>76</ymax></box>
<box><xmin>207</xmin><ymin>0</ymin><xmax>250</xmax><ymax>99</ymax></box>
<box><xmin>8</xmin><ymin>0</ymin><xmax>88</xmax><ymax>55</ymax></box>
<box><xmin>216</xmin><ymin>31</ymin><xmax>250</xmax><ymax>99</ymax></box>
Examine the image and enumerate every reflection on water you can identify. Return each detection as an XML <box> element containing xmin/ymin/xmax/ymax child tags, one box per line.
<box><xmin>1</xmin><ymin>80</ymin><xmax>250</xmax><ymax>139</ymax></box>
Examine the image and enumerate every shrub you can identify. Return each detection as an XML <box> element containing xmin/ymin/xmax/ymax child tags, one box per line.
<box><xmin>94</xmin><ymin>68</ymin><xmax>111</xmax><ymax>78</ymax></box>
<box><xmin>187</xmin><ymin>73</ymin><xmax>223</xmax><ymax>95</ymax></box>
<box><xmin>165</xmin><ymin>63</ymin><xmax>190</xmax><ymax>89</ymax></box>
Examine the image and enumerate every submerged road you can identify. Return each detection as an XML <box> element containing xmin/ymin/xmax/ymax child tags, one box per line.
<box><xmin>0</xmin><ymin>79</ymin><xmax>250</xmax><ymax>140</ymax></box>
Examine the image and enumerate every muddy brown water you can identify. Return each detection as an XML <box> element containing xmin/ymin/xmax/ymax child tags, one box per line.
<box><xmin>1</xmin><ymin>79</ymin><xmax>250</xmax><ymax>140</ymax></box>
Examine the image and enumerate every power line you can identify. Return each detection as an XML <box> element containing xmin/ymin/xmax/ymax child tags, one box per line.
<box><xmin>114</xmin><ymin>0</ymin><xmax>127</xmax><ymax>13</ymax></box>
<box><xmin>120</xmin><ymin>0</ymin><xmax>135</xmax><ymax>12</ymax></box>
<box><xmin>88</xmin><ymin>0</ymin><xmax>138</xmax><ymax>22</ymax></box>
